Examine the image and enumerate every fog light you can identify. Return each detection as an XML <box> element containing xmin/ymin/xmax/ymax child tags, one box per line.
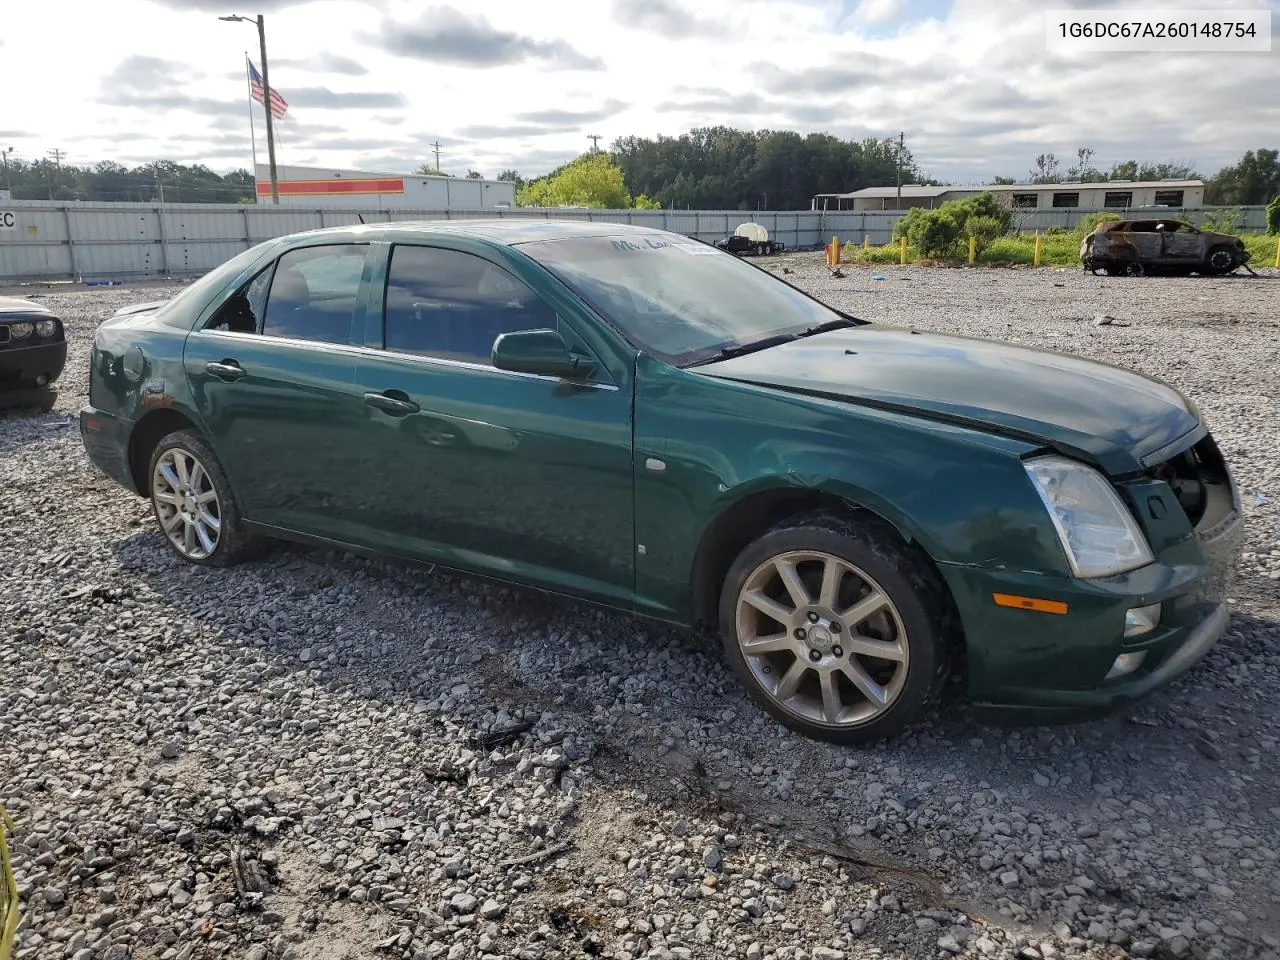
<box><xmin>1124</xmin><ymin>602</ymin><xmax>1161</xmax><ymax>639</ymax></box>
<box><xmin>1105</xmin><ymin>650</ymin><xmax>1147</xmax><ymax>680</ymax></box>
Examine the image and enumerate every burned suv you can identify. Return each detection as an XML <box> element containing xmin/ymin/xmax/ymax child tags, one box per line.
<box><xmin>1081</xmin><ymin>218</ymin><xmax>1250</xmax><ymax>276</ymax></box>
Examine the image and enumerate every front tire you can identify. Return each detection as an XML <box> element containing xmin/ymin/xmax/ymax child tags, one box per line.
<box><xmin>148</xmin><ymin>429</ymin><xmax>258</xmax><ymax>566</ymax></box>
<box><xmin>1204</xmin><ymin>245</ymin><xmax>1237</xmax><ymax>274</ymax></box>
<box><xmin>719</xmin><ymin>512</ymin><xmax>951</xmax><ymax>744</ymax></box>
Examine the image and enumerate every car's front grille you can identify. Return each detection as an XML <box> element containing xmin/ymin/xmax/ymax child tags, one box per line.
<box><xmin>0</xmin><ymin>326</ymin><xmax>9</xmax><ymax>346</ymax></box>
<box><xmin>1147</xmin><ymin>433</ymin><xmax>1236</xmax><ymax>535</ymax></box>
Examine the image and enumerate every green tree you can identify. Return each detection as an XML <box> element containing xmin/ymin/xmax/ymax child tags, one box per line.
<box><xmin>465</xmin><ymin>169</ymin><xmax>483</xmax><ymax>179</ymax></box>
<box><xmin>1267</xmin><ymin>194</ymin><xmax>1280</xmax><ymax>235</ymax></box>
<box><xmin>1205</xmin><ymin>148</ymin><xmax>1280</xmax><ymax>205</ymax></box>
<box><xmin>416</xmin><ymin>165</ymin><xmax>453</xmax><ymax>177</ymax></box>
<box><xmin>497</xmin><ymin>169</ymin><xmax>524</xmax><ymax>186</ymax></box>
<box><xmin>516</xmin><ymin>153</ymin><xmax>633</xmax><ymax>208</ymax></box>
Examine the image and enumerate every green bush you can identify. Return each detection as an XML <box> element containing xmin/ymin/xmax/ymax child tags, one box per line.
<box><xmin>948</xmin><ymin>192</ymin><xmax>1014</xmax><ymax>233</ymax></box>
<box><xmin>1265</xmin><ymin>194</ymin><xmax>1279</xmax><ymax>235</ymax></box>
<box><xmin>890</xmin><ymin>190</ymin><xmax>1011</xmax><ymax>258</ymax></box>
<box><xmin>1077</xmin><ymin>211</ymin><xmax>1121</xmax><ymax>234</ymax></box>
<box><xmin>1199</xmin><ymin>208</ymin><xmax>1240</xmax><ymax>234</ymax></box>
<box><xmin>907</xmin><ymin>208</ymin><xmax>966</xmax><ymax>258</ymax></box>
<box><xmin>965</xmin><ymin>215</ymin><xmax>1004</xmax><ymax>255</ymax></box>
<box><xmin>1043</xmin><ymin>225</ymin><xmax>1069</xmax><ymax>236</ymax></box>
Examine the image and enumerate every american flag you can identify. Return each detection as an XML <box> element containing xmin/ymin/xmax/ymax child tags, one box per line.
<box><xmin>248</xmin><ymin>60</ymin><xmax>288</xmax><ymax>119</ymax></box>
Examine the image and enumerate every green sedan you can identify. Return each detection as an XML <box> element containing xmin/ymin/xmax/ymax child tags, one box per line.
<box><xmin>79</xmin><ymin>222</ymin><xmax>1243</xmax><ymax>743</ymax></box>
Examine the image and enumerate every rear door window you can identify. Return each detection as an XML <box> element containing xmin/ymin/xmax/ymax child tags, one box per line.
<box><xmin>261</xmin><ymin>245</ymin><xmax>368</xmax><ymax>344</ymax></box>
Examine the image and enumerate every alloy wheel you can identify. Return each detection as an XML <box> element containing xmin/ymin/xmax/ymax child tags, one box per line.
<box><xmin>734</xmin><ymin>550</ymin><xmax>909</xmax><ymax>727</ymax></box>
<box><xmin>152</xmin><ymin>448</ymin><xmax>222</xmax><ymax>560</ymax></box>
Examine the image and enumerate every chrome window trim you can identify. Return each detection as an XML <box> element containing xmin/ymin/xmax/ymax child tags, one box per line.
<box><xmin>189</xmin><ymin>328</ymin><xmax>619</xmax><ymax>392</ymax></box>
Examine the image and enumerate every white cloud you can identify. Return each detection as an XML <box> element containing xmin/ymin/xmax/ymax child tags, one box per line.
<box><xmin>0</xmin><ymin>0</ymin><xmax>1274</xmax><ymax>184</ymax></box>
<box><xmin>847</xmin><ymin>0</ymin><xmax>905</xmax><ymax>26</ymax></box>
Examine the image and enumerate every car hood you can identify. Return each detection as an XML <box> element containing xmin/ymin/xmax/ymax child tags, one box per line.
<box><xmin>0</xmin><ymin>296</ymin><xmax>55</xmax><ymax>319</ymax></box>
<box><xmin>694</xmin><ymin>325</ymin><xmax>1200</xmax><ymax>475</ymax></box>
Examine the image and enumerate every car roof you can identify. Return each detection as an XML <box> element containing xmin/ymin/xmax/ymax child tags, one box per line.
<box><xmin>281</xmin><ymin>218</ymin><xmax>677</xmax><ymax>247</ymax></box>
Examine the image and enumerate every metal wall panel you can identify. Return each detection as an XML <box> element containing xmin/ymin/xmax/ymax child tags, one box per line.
<box><xmin>0</xmin><ymin>201</ymin><xmax>1268</xmax><ymax>281</ymax></box>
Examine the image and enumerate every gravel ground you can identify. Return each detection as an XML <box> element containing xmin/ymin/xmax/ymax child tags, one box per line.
<box><xmin>2</xmin><ymin>258</ymin><xmax>1278</xmax><ymax>960</ymax></box>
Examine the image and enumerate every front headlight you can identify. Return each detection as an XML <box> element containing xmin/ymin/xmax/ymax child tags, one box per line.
<box><xmin>1024</xmin><ymin>455</ymin><xmax>1154</xmax><ymax>578</ymax></box>
<box><xmin>7</xmin><ymin>322</ymin><xmax>33</xmax><ymax>339</ymax></box>
<box><xmin>35</xmin><ymin>319</ymin><xmax>57</xmax><ymax>338</ymax></box>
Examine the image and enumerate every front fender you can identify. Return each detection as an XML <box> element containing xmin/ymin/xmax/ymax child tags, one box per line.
<box><xmin>634</xmin><ymin>356</ymin><xmax>1069</xmax><ymax>621</ymax></box>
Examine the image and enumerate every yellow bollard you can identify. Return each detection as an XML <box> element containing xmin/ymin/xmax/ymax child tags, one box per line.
<box><xmin>1033</xmin><ymin>231</ymin><xmax>1043</xmax><ymax>267</ymax></box>
<box><xmin>900</xmin><ymin>234</ymin><xmax>908</xmax><ymax>265</ymax></box>
<box><xmin>833</xmin><ymin>235</ymin><xmax>840</xmax><ymax>264</ymax></box>
<box><xmin>968</xmin><ymin>235</ymin><xmax>976</xmax><ymax>266</ymax></box>
<box><xmin>863</xmin><ymin>234</ymin><xmax>870</xmax><ymax>250</ymax></box>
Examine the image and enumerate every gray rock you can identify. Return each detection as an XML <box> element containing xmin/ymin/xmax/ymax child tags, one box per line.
<box><xmin>449</xmin><ymin>892</ymin><xmax>478</xmax><ymax>914</ymax></box>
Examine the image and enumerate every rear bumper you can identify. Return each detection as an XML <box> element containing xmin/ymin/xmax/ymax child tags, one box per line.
<box><xmin>0</xmin><ymin>340</ymin><xmax>67</xmax><ymax>389</ymax></box>
<box><xmin>80</xmin><ymin>405</ymin><xmax>140</xmax><ymax>494</ymax></box>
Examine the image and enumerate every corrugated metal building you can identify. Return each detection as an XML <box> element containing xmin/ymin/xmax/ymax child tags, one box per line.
<box><xmin>253</xmin><ymin>164</ymin><xmax>517</xmax><ymax>210</ymax></box>
<box><xmin>813</xmin><ymin>180</ymin><xmax>1206</xmax><ymax>211</ymax></box>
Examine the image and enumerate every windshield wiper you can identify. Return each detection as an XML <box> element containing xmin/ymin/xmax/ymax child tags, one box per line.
<box><xmin>797</xmin><ymin>317</ymin><xmax>859</xmax><ymax>338</ymax></box>
<box><xmin>687</xmin><ymin>333</ymin><xmax>799</xmax><ymax>365</ymax></box>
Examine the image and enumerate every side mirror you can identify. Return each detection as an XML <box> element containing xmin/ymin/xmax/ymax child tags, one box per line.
<box><xmin>491</xmin><ymin>329</ymin><xmax>594</xmax><ymax>380</ymax></box>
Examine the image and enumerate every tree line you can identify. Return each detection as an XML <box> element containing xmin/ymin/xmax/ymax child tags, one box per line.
<box><xmin>2</xmin><ymin>135</ymin><xmax>1276</xmax><ymax>209</ymax></box>
<box><xmin>1</xmin><ymin>158</ymin><xmax>255</xmax><ymax>203</ymax></box>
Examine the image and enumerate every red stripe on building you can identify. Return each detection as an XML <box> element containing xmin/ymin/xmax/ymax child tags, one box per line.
<box><xmin>255</xmin><ymin>178</ymin><xmax>406</xmax><ymax>196</ymax></box>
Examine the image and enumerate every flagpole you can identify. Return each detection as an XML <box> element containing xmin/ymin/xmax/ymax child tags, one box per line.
<box><xmin>244</xmin><ymin>52</ymin><xmax>259</xmax><ymax>204</ymax></box>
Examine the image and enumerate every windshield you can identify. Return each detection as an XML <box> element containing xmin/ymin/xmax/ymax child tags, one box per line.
<box><xmin>519</xmin><ymin>234</ymin><xmax>851</xmax><ymax>366</ymax></box>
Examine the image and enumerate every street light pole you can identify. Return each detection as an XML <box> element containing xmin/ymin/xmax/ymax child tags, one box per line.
<box><xmin>221</xmin><ymin>13</ymin><xmax>279</xmax><ymax>204</ymax></box>
<box><xmin>1</xmin><ymin>148</ymin><xmax>12</xmax><ymax>198</ymax></box>
<box><xmin>256</xmin><ymin>15</ymin><xmax>279</xmax><ymax>204</ymax></box>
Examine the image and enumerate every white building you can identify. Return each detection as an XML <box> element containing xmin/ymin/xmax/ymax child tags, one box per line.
<box><xmin>253</xmin><ymin>164</ymin><xmax>517</xmax><ymax>210</ymax></box>
<box><xmin>813</xmin><ymin>180</ymin><xmax>1206</xmax><ymax>212</ymax></box>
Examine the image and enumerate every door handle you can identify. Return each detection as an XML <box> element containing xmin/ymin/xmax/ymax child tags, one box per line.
<box><xmin>206</xmin><ymin>360</ymin><xmax>246</xmax><ymax>382</ymax></box>
<box><xmin>363</xmin><ymin>391</ymin><xmax>420</xmax><ymax>416</ymax></box>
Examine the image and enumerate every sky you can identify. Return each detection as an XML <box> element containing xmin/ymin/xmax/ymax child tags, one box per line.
<box><xmin>1</xmin><ymin>0</ymin><xmax>1277</xmax><ymax>185</ymax></box>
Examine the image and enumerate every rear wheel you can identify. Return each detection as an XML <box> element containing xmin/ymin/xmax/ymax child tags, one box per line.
<box><xmin>719</xmin><ymin>512</ymin><xmax>950</xmax><ymax>744</ymax></box>
<box><xmin>148</xmin><ymin>429</ymin><xmax>259</xmax><ymax>566</ymax></box>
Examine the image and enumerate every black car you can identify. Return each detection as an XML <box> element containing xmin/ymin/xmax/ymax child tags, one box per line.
<box><xmin>0</xmin><ymin>297</ymin><xmax>67</xmax><ymax>411</ymax></box>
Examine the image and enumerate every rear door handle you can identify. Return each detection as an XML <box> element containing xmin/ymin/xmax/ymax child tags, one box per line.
<box><xmin>206</xmin><ymin>360</ymin><xmax>246</xmax><ymax>381</ymax></box>
<box><xmin>363</xmin><ymin>391</ymin><xmax>420</xmax><ymax>416</ymax></box>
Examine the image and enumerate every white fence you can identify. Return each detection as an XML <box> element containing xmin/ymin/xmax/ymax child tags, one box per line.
<box><xmin>0</xmin><ymin>200</ymin><xmax>1270</xmax><ymax>282</ymax></box>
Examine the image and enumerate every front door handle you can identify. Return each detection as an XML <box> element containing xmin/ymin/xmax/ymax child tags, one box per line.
<box><xmin>363</xmin><ymin>391</ymin><xmax>420</xmax><ymax>416</ymax></box>
<box><xmin>206</xmin><ymin>360</ymin><xmax>246</xmax><ymax>382</ymax></box>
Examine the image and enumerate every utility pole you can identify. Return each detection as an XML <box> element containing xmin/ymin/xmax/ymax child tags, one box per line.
<box><xmin>47</xmin><ymin>148</ymin><xmax>64</xmax><ymax>201</ymax></box>
<box><xmin>220</xmin><ymin>13</ymin><xmax>279</xmax><ymax>203</ymax></box>
<box><xmin>431</xmin><ymin>140</ymin><xmax>442</xmax><ymax>173</ymax></box>
<box><xmin>2</xmin><ymin>147</ymin><xmax>12</xmax><ymax>198</ymax></box>
<box><xmin>895</xmin><ymin>131</ymin><xmax>904</xmax><ymax>210</ymax></box>
<box><xmin>587</xmin><ymin>134</ymin><xmax>602</xmax><ymax>154</ymax></box>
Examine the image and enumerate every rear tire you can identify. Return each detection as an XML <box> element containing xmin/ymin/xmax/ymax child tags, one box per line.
<box><xmin>719</xmin><ymin>511</ymin><xmax>952</xmax><ymax>744</ymax></box>
<box><xmin>147</xmin><ymin>429</ymin><xmax>259</xmax><ymax>566</ymax></box>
